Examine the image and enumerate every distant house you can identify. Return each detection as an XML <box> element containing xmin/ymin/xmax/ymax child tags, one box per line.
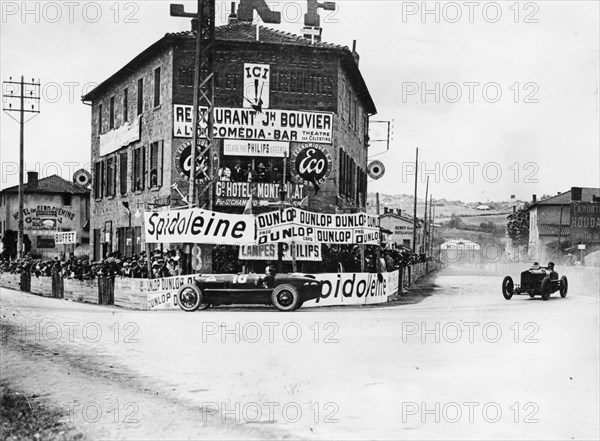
<box><xmin>476</xmin><ymin>204</ymin><xmax>491</xmax><ymax>211</ymax></box>
<box><xmin>0</xmin><ymin>172</ymin><xmax>91</xmax><ymax>258</ymax></box>
<box><xmin>440</xmin><ymin>239</ymin><xmax>481</xmax><ymax>264</ymax></box>
<box><xmin>528</xmin><ymin>187</ymin><xmax>600</xmax><ymax>263</ymax></box>
<box><xmin>379</xmin><ymin>208</ymin><xmax>422</xmax><ymax>251</ymax></box>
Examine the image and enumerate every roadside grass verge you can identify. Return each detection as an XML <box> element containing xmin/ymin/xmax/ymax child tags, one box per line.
<box><xmin>0</xmin><ymin>382</ymin><xmax>87</xmax><ymax>441</ymax></box>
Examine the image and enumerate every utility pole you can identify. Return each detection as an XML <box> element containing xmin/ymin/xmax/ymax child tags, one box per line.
<box><xmin>410</xmin><ymin>147</ymin><xmax>418</xmax><ymax>285</ymax></box>
<box><xmin>430</xmin><ymin>197</ymin><xmax>436</xmax><ymax>258</ymax></box>
<box><xmin>170</xmin><ymin>1</ymin><xmax>216</xmax><ymax>209</ymax></box>
<box><xmin>3</xmin><ymin>76</ymin><xmax>41</xmax><ymax>260</ymax></box>
<box><xmin>422</xmin><ymin>176</ymin><xmax>429</xmax><ymax>253</ymax></box>
<box><xmin>171</xmin><ymin>1</ymin><xmax>215</xmax><ymax>275</ymax></box>
<box><xmin>411</xmin><ymin>148</ymin><xmax>419</xmax><ymax>254</ymax></box>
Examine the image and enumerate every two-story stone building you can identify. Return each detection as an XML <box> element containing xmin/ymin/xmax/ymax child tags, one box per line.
<box><xmin>0</xmin><ymin>172</ymin><xmax>90</xmax><ymax>258</ymax></box>
<box><xmin>82</xmin><ymin>18</ymin><xmax>376</xmax><ymax>261</ymax></box>
<box><xmin>528</xmin><ymin>187</ymin><xmax>600</xmax><ymax>262</ymax></box>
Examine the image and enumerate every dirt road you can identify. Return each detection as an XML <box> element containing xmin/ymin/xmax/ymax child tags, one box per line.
<box><xmin>1</xmin><ymin>264</ymin><xmax>598</xmax><ymax>440</ymax></box>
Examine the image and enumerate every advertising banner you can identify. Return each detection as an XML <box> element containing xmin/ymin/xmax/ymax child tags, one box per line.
<box><xmin>99</xmin><ymin>114</ymin><xmax>141</xmax><ymax>157</ymax></box>
<box><xmin>302</xmin><ymin>272</ymin><xmax>396</xmax><ymax>308</ymax></box>
<box><xmin>140</xmin><ymin>274</ymin><xmax>201</xmax><ymax>310</ymax></box>
<box><xmin>54</xmin><ymin>231</ymin><xmax>77</xmax><ymax>245</ymax></box>
<box><xmin>223</xmin><ymin>140</ymin><xmax>288</xmax><ymax>157</ymax></box>
<box><xmin>173</xmin><ymin>105</ymin><xmax>333</xmax><ymax>144</ymax></box>
<box><xmin>239</xmin><ymin>243</ymin><xmax>322</xmax><ymax>261</ymax></box>
<box><xmin>570</xmin><ymin>202</ymin><xmax>600</xmax><ymax>242</ymax></box>
<box><xmin>214</xmin><ymin>182</ymin><xmax>304</xmax><ymax>208</ymax></box>
<box><xmin>256</xmin><ymin>208</ymin><xmax>380</xmax><ymax>245</ymax></box>
<box><xmin>243</xmin><ymin>63</ymin><xmax>271</xmax><ymax>109</ymax></box>
<box><xmin>144</xmin><ymin>208</ymin><xmax>256</xmax><ymax>245</ymax></box>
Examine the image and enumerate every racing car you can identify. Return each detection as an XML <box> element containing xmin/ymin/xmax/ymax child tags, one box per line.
<box><xmin>502</xmin><ymin>262</ymin><xmax>568</xmax><ymax>301</ymax></box>
<box><xmin>177</xmin><ymin>271</ymin><xmax>323</xmax><ymax>312</ymax></box>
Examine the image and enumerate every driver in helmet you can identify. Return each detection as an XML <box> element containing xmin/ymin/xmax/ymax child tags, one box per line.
<box><xmin>261</xmin><ymin>263</ymin><xmax>277</xmax><ymax>288</ymax></box>
<box><xmin>546</xmin><ymin>261</ymin><xmax>558</xmax><ymax>279</ymax></box>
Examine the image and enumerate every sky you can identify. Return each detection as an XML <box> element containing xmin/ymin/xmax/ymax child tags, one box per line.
<box><xmin>1</xmin><ymin>0</ymin><xmax>598</xmax><ymax>202</ymax></box>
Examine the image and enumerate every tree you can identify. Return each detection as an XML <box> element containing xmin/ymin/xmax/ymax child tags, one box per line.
<box><xmin>506</xmin><ymin>204</ymin><xmax>530</xmax><ymax>248</ymax></box>
<box><xmin>446</xmin><ymin>214</ymin><xmax>463</xmax><ymax>229</ymax></box>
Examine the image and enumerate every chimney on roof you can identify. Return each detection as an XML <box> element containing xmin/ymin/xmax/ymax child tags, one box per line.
<box><xmin>352</xmin><ymin>40</ymin><xmax>360</xmax><ymax>66</ymax></box>
<box><xmin>228</xmin><ymin>2</ymin><xmax>238</xmax><ymax>24</ymax></box>
<box><xmin>27</xmin><ymin>171</ymin><xmax>38</xmax><ymax>190</ymax></box>
<box><xmin>383</xmin><ymin>207</ymin><xmax>389</xmax><ymax>214</ymax></box>
<box><xmin>532</xmin><ymin>194</ymin><xmax>537</xmax><ymax>203</ymax></box>
<box><xmin>396</xmin><ymin>208</ymin><xmax>402</xmax><ymax>216</ymax></box>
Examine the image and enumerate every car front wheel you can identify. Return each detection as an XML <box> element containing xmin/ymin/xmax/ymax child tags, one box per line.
<box><xmin>541</xmin><ymin>276</ymin><xmax>551</xmax><ymax>301</ymax></box>
<box><xmin>502</xmin><ymin>276</ymin><xmax>514</xmax><ymax>300</ymax></box>
<box><xmin>178</xmin><ymin>284</ymin><xmax>203</xmax><ymax>312</ymax></box>
<box><xmin>271</xmin><ymin>284</ymin><xmax>301</xmax><ymax>311</ymax></box>
<box><xmin>560</xmin><ymin>275</ymin><xmax>568</xmax><ymax>298</ymax></box>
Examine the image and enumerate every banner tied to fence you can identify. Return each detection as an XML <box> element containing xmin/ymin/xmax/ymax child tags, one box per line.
<box><xmin>144</xmin><ymin>207</ymin><xmax>379</xmax><ymax>246</ymax></box>
<box><xmin>144</xmin><ymin>208</ymin><xmax>256</xmax><ymax>245</ymax></box>
<box><xmin>256</xmin><ymin>208</ymin><xmax>380</xmax><ymax>245</ymax></box>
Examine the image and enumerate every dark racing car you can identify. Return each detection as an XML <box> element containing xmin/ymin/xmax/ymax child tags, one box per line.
<box><xmin>177</xmin><ymin>269</ymin><xmax>323</xmax><ymax>312</ymax></box>
<box><xmin>502</xmin><ymin>262</ymin><xmax>568</xmax><ymax>301</ymax></box>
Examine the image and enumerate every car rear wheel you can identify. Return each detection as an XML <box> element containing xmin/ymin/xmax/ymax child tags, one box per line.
<box><xmin>178</xmin><ymin>284</ymin><xmax>203</xmax><ymax>312</ymax></box>
<box><xmin>502</xmin><ymin>276</ymin><xmax>514</xmax><ymax>300</ymax></box>
<box><xmin>541</xmin><ymin>277</ymin><xmax>551</xmax><ymax>301</ymax></box>
<box><xmin>560</xmin><ymin>276</ymin><xmax>568</xmax><ymax>298</ymax></box>
<box><xmin>271</xmin><ymin>284</ymin><xmax>301</xmax><ymax>311</ymax></box>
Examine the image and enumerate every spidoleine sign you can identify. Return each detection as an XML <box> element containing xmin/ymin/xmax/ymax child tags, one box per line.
<box><xmin>143</xmin><ymin>208</ymin><xmax>379</xmax><ymax>246</ymax></box>
<box><xmin>144</xmin><ymin>270</ymin><xmax>398</xmax><ymax>311</ymax></box>
<box><xmin>256</xmin><ymin>208</ymin><xmax>380</xmax><ymax>245</ymax></box>
<box><xmin>144</xmin><ymin>208</ymin><xmax>256</xmax><ymax>245</ymax></box>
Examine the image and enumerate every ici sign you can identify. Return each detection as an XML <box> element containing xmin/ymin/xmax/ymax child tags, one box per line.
<box><xmin>237</xmin><ymin>0</ymin><xmax>336</xmax><ymax>27</ymax></box>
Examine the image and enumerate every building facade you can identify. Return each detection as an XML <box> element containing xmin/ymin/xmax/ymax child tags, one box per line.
<box><xmin>528</xmin><ymin>187</ymin><xmax>600</xmax><ymax>263</ymax></box>
<box><xmin>0</xmin><ymin>172</ymin><xmax>90</xmax><ymax>258</ymax></box>
<box><xmin>379</xmin><ymin>209</ymin><xmax>422</xmax><ymax>251</ymax></box>
<box><xmin>82</xmin><ymin>19</ymin><xmax>376</xmax><ymax>261</ymax></box>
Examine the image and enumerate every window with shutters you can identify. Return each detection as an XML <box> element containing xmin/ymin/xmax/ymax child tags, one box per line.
<box><xmin>137</xmin><ymin>78</ymin><xmax>143</xmax><ymax>115</ymax></box>
<box><xmin>98</xmin><ymin>104</ymin><xmax>103</xmax><ymax>135</ymax></box>
<box><xmin>94</xmin><ymin>161</ymin><xmax>102</xmax><ymax>199</ymax></box>
<box><xmin>109</xmin><ymin>96</ymin><xmax>115</xmax><ymax>129</ymax></box>
<box><xmin>154</xmin><ymin>67</ymin><xmax>161</xmax><ymax>107</ymax></box>
<box><xmin>123</xmin><ymin>88</ymin><xmax>129</xmax><ymax>122</ymax></box>
<box><xmin>149</xmin><ymin>141</ymin><xmax>163</xmax><ymax>189</ymax></box>
<box><xmin>119</xmin><ymin>151</ymin><xmax>128</xmax><ymax>195</ymax></box>
<box><xmin>133</xmin><ymin>146</ymin><xmax>146</xmax><ymax>192</ymax></box>
<box><xmin>106</xmin><ymin>156</ymin><xmax>116</xmax><ymax>197</ymax></box>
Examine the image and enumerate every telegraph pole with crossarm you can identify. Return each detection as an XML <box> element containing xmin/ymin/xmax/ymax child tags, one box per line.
<box><xmin>170</xmin><ymin>1</ymin><xmax>216</xmax><ymax>209</ymax></box>
<box><xmin>2</xmin><ymin>76</ymin><xmax>41</xmax><ymax>260</ymax></box>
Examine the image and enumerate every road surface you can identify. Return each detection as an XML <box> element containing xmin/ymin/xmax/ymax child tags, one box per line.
<box><xmin>1</xmin><ymin>264</ymin><xmax>598</xmax><ymax>440</ymax></box>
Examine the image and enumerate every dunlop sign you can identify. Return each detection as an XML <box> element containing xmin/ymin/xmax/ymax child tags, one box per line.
<box><xmin>173</xmin><ymin>105</ymin><xmax>333</xmax><ymax>144</ymax></box>
<box><xmin>256</xmin><ymin>208</ymin><xmax>380</xmax><ymax>245</ymax></box>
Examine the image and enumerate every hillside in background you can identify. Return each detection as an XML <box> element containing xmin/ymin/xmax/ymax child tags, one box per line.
<box><xmin>366</xmin><ymin>193</ymin><xmax>522</xmax><ymax>245</ymax></box>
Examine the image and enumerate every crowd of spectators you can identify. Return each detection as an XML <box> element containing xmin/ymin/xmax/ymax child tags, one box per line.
<box><xmin>0</xmin><ymin>248</ymin><xmax>187</xmax><ymax>280</ymax></box>
<box><xmin>1</xmin><ymin>245</ymin><xmax>433</xmax><ymax>281</ymax></box>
